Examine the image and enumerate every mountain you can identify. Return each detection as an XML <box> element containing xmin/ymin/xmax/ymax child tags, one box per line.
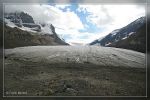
<box><xmin>3</xmin><ymin>11</ymin><xmax>68</xmax><ymax>48</ymax></box>
<box><xmin>90</xmin><ymin>17</ymin><xmax>146</xmax><ymax>53</ymax></box>
<box><xmin>108</xmin><ymin>24</ymin><xmax>146</xmax><ymax>53</ymax></box>
<box><xmin>4</xmin><ymin>11</ymin><xmax>58</xmax><ymax>34</ymax></box>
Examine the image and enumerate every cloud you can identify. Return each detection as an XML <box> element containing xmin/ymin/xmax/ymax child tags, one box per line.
<box><xmin>4</xmin><ymin>4</ymin><xmax>86</xmax><ymax>44</ymax></box>
<box><xmin>79</xmin><ymin>0</ymin><xmax>146</xmax><ymax>3</ymax></box>
<box><xmin>4</xmin><ymin>4</ymin><xmax>145</xmax><ymax>45</ymax></box>
<box><xmin>56</xmin><ymin>28</ymin><xmax>107</xmax><ymax>44</ymax></box>
<box><xmin>55</xmin><ymin>4</ymin><xmax>70</xmax><ymax>9</ymax></box>
<box><xmin>4</xmin><ymin>4</ymin><xmax>84</xmax><ymax>31</ymax></box>
<box><xmin>76</xmin><ymin>4</ymin><xmax>145</xmax><ymax>44</ymax></box>
<box><xmin>77</xmin><ymin>5</ymin><xmax>145</xmax><ymax>29</ymax></box>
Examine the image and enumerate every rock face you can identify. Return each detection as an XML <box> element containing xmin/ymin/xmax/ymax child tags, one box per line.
<box><xmin>4</xmin><ymin>25</ymin><xmax>68</xmax><ymax>48</ymax></box>
<box><xmin>5</xmin><ymin>12</ymin><xmax>37</xmax><ymax>29</ymax></box>
<box><xmin>5</xmin><ymin>12</ymin><xmax>35</xmax><ymax>25</ymax></box>
<box><xmin>3</xmin><ymin>11</ymin><xmax>69</xmax><ymax>48</ymax></box>
<box><xmin>90</xmin><ymin>17</ymin><xmax>146</xmax><ymax>53</ymax></box>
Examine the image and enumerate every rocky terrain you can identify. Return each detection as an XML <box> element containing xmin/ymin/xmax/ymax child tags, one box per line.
<box><xmin>108</xmin><ymin>23</ymin><xmax>146</xmax><ymax>53</ymax></box>
<box><xmin>4</xmin><ymin>46</ymin><xmax>146</xmax><ymax>96</ymax></box>
<box><xmin>4</xmin><ymin>24</ymin><xmax>68</xmax><ymax>48</ymax></box>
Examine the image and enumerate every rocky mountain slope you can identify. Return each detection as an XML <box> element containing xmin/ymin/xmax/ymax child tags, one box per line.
<box><xmin>108</xmin><ymin>23</ymin><xmax>146</xmax><ymax>53</ymax></box>
<box><xmin>3</xmin><ymin>12</ymin><xmax>68</xmax><ymax>48</ymax></box>
<box><xmin>90</xmin><ymin>17</ymin><xmax>146</xmax><ymax>53</ymax></box>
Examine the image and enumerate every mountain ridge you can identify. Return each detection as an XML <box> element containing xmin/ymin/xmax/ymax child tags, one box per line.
<box><xmin>89</xmin><ymin>16</ymin><xmax>146</xmax><ymax>53</ymax></box>
<box><xmin>3</xmin><ymin>11</ymin><xmax>69</xmax><ymax>48</ymax></box>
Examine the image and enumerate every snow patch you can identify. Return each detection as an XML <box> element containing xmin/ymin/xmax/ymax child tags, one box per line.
<box><xmin>105</xmin><ymin>42</ymin><xmax>111</xmax><ymax>46</ymax></box>
<box><xmin>5</xmin><ymin>18</ymin><xmax>17</xmax><ymax>28</ymax></box>
<box><xmin>5</xmin><ymin>18</ymin><xmax>53</xmax><ymax>34</ymax></box>
<box><xmin>18</xmin><ymin>26</ymin><xmax>37</xmax><ymax>33</ymax></box>
<box><xmin>111</xmin><ymin>29</ymin><xmax>120</xmax><ymax>36</ymax></box>
<box><xmin>129</xmin><ymin>32</ymin><xmax>135</xmax><ymax>36</ymax></box>
<box><xmin>122</xmin><ymin>36</ymin><xmax>127</xmax><ymax>40</ymax></box>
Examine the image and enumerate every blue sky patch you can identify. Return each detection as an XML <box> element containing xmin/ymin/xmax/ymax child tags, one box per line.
<box><xmin>55</xmin><ymin>4</ymin><xmax>101</xmax><ymax>34</ymax></box>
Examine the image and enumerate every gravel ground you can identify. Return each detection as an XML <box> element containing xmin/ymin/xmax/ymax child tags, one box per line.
<box><xmin>4</xmin><ymin>46</ymin><xmax>146</xmax><ymax>96</ymax></box>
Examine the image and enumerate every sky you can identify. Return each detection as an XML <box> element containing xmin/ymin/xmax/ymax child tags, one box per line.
<box><xmin>5</xmin><ymin>4</ymin><xmax>145</xmax><ymax>45</ymax></box>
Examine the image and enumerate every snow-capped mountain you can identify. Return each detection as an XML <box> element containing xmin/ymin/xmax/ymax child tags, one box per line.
<box><xmin>4</xmin><ymin>12</ymin><xmax>55</xmax><ymax>34</ymax></box>
<box><xmin>3</xmin><ymin>11</ymin><xmax>68</xmax><ymax>48</ymax></box>
<box><xmin>90</xmin><ymin>17</ymin><xmax>146</xmax><ymax>52</ymax></box>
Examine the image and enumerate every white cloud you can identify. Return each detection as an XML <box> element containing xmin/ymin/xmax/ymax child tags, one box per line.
<box><xmin>52</xmin><ymin>0</ymin><xmax>71</xmax><ymax>4</ymax></box>
<box><xmin>4</xmin><ymin>4</ymin><xmax>85</xmax><ymax>44</ymax></box>
<box><xmin>56</xmin><ymin>28</ymin><xmax>106</xmax><ymax>45</ymax></box>
<box><xmin>5</xmin><ymin>4</ymin><xmax>84</xmax><ymax>31</ymax></box>
<box><xmin>55</xmin><ymin>4</ymin><xmax>70</xmax><ymax>9</ymax></box>
<box><xmin>77</xmin><ymin>4</ymin><xmax>145</xmax><ymax>29</ymax></box>
<box><xmin>4</xmin><ymin>4</ymin><xmax>145</xmax><ymax>45</ymax></box>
